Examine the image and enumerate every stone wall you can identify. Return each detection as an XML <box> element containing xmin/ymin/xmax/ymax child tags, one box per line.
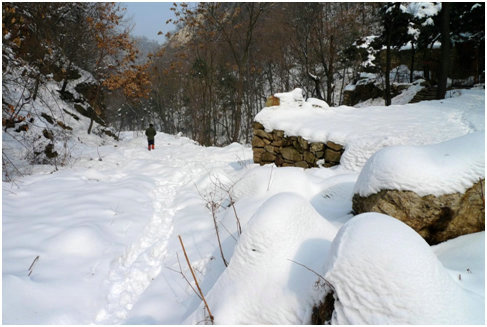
<box><xmin>252</xmin><ymin>121</ymin><xmax>344</xmax><ymax>168</ymax></box>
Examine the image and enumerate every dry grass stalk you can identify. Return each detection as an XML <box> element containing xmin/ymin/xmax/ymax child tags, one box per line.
<box><xmin>166</xmin><ymin>253</ymin><xmax>203</xmax><ymax>301</ymax></box>
<box><xmin>195</xmin><ymin>181</ymin><xmax>229</xmax><ymax>266</ymax></box>
<box><xmin>178</xmin><ymin>235</ymin><xmax>214</xmax><ymax>324</ymax></box>
<box><xmin>28</xmin><ymin>255</ymin><xmax>40</xmax><ymax>277</ymax></box>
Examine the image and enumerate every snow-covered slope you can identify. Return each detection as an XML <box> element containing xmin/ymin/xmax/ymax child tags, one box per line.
<box><xmin>3</xmin><ymin>62</ymin><xmax>117</xmax><ymax>180</ymax></box>
<box><xmin>2</xmin><ymin>88</ymin><xmax>485</xmax><ymax>324</ymax></box>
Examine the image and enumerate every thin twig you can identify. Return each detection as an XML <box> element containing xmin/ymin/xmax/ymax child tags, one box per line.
<box><xmin>219</xmin><ymin>221</ymin><xmax>238</xmax><ymax>242</ymax></box>
<box><xmin>194</xmin><ymin>181</ymin><xmax>228</xmax><ymax>267</ymax></box>
<box><xmin>2</xmin><ymin>150</ymin><xmax>24</xmax><ymax>177</ymax></box>
<box><xmin>288</xmin><ymin>259</ymin><xmax>334</xmax><ymax>290</ymax></box>
<box><xmin>210</xmin><ymin>200</ymin><xmax>228</xmax><ymax>267</ymax></box>
<box><xmin>228</xmin><ymin>193</ymin><xmax>242</xmax><ymax>236</ymax></box>
<box><xmin>166</xmin><ymin>253</ymin><xmax>203</xmax><ymax>300</ymax></box>
<box><xmin>28</xmin><ymin>255</ymin><xmax>40</xmax><ymax>277</ymax></box>
<box><xmin>97</xmin><ymin>146</ymin><xmax>102</xmax><ymax>161</ymax></box>
<box><xmin>210</xmin><ymin>176</ymin><xmax>243</xmax><ymax>236</ymax></box>
<box><xmin>267</xmin><ymin>165</ymin><xmax>274</xmax><ymax>191</ymax></box>
<box><xmin>178</xmin><ymin>235</ymin><xmax>214</xmax><ymax>324</ymax></box>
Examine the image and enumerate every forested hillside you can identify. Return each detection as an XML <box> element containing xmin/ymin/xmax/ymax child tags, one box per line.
<box><xmin>2</xmin><ymin>2</ymin><xmax>485</xmax><ymax>171</ymax></box>
<box><xmin>144</xmin><ymin>2</ymin><xmax>484</xmax><ymax>145</ymax></box>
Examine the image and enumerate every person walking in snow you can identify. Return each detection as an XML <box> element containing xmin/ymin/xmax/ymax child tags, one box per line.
<box><xmin>145</xmin><ymin>123</ymin><xmax>156</xmax><ymax>151</ymax></box>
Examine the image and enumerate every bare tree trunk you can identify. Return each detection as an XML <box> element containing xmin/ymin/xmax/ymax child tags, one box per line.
<box><xmin>326</xmin><ymin>36</ymin><xmax>335</xmax><ymax>106</ymax></box>
<box><xmin>326</xmin><ymin>73</ymin><xmax>334</xmax><ymax>106</ymax></box>
<box><xmin>33</xmin><ymin>73</ymin><xmax>41</xmax><ymax>101</ymax></box>
<box><xmin>308</xmin><ymin>73</ymin><xmax>323</xmax><ymax>100</ymax></box>
<box><xmin>423</xmin><ymin>48</ymin><xmax>430</xmax><ymax>81</ymax></box>
<box><xmin>87</xmin><ymin>117</ymin><xmax>94</xmax><ymax>135</ymax></box>
<box><xmin>232</xmin><ymin>72</ymin><xmax>244</xmax><ymax>143</ymax></box>
<box><xmin>437</xmin><ymin>2</ymin><xmax>450</xmax><ymax>99</ymax></box>
<box><xmin>60</xmin><ymin>61</ymin><xmax>72</xmax><ymax>93</ymax></box>
<box><xmin>474</xmin><ymin>46</ymin><xmax>480</xmax><ymax>84</ymax></box>
<box><xmin>117</xmin><ymin>115</ymin><xmax>124</xmax><ymax>139</ymax></box>
<box><xmin>339</xmin><ymin>66</ymin><xmax>347</xmax><ymax>105</ymax></box>
<box><xmin>410</xmin><ymin>43</ymin><xmax>415</xmax><ymax>83</ymax></box>
<box><xmin>385</xmin><ymin>35</ymin><xmax>392</xmax><ymax>106</ymax></box>
<box><xmin>88</xmin><ymin>82</ymin><xmax>103</xmax><ymax>135</ymax></box>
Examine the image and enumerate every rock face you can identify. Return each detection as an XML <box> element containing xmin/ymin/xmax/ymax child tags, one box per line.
<box><xmin>352</xmin><ymin>179</ymin><xmax>485</xmax><ymax>245</ymax></box>
<box><xmin>265</xmin><ymin>95</ymin><xmax>280</xmax><ymax>107</ymax></box>
<box><xmin>311</xmin><ymin>291</ymin><xmax>335</xmax><ymax>324</ymax></box>
<box><xmin>343</xmin><ymin>81</ymin><xmax>383</xmax><ymax>106</ymax></box>
<box><xmin>252</xmin><ymin>122</ymin><xmax>344</xmax><ymax>168</ymax></box>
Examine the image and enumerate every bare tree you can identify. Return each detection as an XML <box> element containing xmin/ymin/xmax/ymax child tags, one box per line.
<box><xmin>437</xmin><ymin>3</ymin><xmax>450</xmax><ymax>99</ymax></box>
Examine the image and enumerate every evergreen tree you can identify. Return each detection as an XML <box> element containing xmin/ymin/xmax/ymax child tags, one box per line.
<box><xmin>450</xmin><ymin>3</ymin><xmax>485</xmax><ymax>83</ymax></box>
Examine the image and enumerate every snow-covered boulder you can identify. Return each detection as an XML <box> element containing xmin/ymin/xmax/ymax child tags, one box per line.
<box><xmin>343</xmin><ymin>79</ymin><xmax>383</xmax><ymax>106</ymax></box>
<box><xmin>313</xmin><ymin>213</ymin><xmax>484</xmax><ymax>324</ymax></box>
<box><xmin>274</xmin><ymin>88</ymin><xmax>305</xmax><ymax>107</ymax></box>
<box><xmin>352</xmin><ymin>132</ymin><xmax>485</xmax><ymax>244</ymax></box>
<box><xmin>353</xmin><ymin>180</ymin><xmax>484</xmax><ymax>244</ymax></box>
<box><xmin>306</xmin><ymin>97</ymin><xmax>329</xmax><ymax>109</ymax></box>
<box><xmin>270</xmin><ymin>88</ymin><xmax>330</xmax><ymax>110</ymax></box>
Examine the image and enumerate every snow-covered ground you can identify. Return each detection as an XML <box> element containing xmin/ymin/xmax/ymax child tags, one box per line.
<box><xmin>3</xmin><ymin>88</ymin><xmax>485</xmax><ymax>324</ymax></box>
<box><xmin>256</xmin><ymin>87</ymin><xmax>484</xmax><ymax>171</ymax></box>
<box><xmin>3</xmin><ymin>132</ymin><xmax>252</xmax><ymax>324</ymax></box>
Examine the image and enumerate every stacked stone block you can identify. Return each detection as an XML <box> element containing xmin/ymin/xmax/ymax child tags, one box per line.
<box><xmin>252</xmin><ymin>121</ymin><xmax>344</xmax><ymax>168</ymax></box>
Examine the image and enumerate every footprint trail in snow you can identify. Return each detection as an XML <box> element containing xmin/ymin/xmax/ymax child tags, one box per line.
<box><xmin>94</xmin><ymin>137</ymin><xmax>210</xmax><ymax>324</ymax></box>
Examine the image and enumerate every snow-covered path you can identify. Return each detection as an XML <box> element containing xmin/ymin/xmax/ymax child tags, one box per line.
<box><xmin>3</xmin><ymin>132</ymin><xmax>252</xmax><ymax>324</ymax></box>
<box><xmin>93</xmin><ymin>135</ymin><xmax>254</xmax><ymax>324</ymax></box>
<box><xmin>95</xmin><ymin>145</ymin><xmax>182</xmax><ymax>323</ymax></box>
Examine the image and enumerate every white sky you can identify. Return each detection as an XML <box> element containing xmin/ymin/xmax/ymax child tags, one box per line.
<box><xmin>122</xmin><ymin>2</ymin><xmax>178</xmax><ymax>44</ymax></box>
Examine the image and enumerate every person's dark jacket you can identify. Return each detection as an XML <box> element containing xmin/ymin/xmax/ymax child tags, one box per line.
<box><xmin>145</xmin><ymin>126</ymin><xmax>156</xmax><ymax>141</ymax></box>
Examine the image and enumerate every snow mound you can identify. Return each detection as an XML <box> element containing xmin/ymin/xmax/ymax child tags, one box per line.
<box><xmin>275</xmin><ymin>88</ymin><xmax>305</xmax><ymax>107</ymax></box>
<box><xmin>354</xmin><ymin>131</ymin><xmax>485</xmax><ymax>197</ymax></box>
<box><xmin>306</xmin><ymin>97</ymin><xmax>329</xmax><ymax>109</ymax></box>
<box><xmin>432</xmin><ymin>232</ymin><xmax>485</xmax><ymax>297</ymax></box>
<box><xmin>44</xmin><ymin>225</ymin><xmax>108</xmax><ymax>257</ymax></box>
<box><xmin>186</xmin><ymin>192</ymin><xmax>337</xmax><ymax>324</ymax></box>
<box><xmin>271</xmin><ymin>89</ymin><xmax>330</xmax><ymax>110</ymax></box>
<box><xmin>324</xmin><ymin>213</ymin><xmax>484</xmax><ymax>325</ymax></box>
<box><xmin>232</xmin><ymin>165</ymin><xmax>336</xmax><ymax>201</ymax></box>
